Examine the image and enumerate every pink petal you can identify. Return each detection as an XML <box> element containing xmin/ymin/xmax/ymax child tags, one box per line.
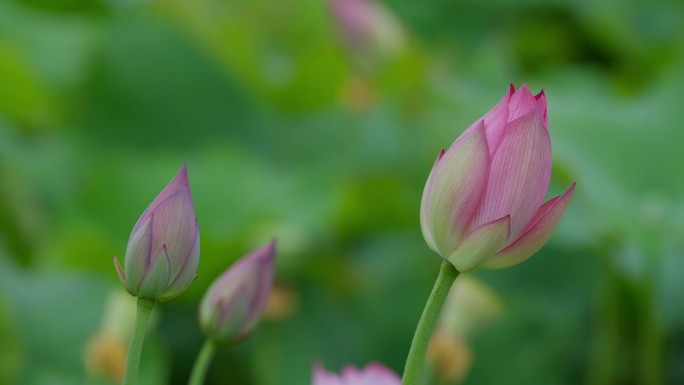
<box><xmin>458</xmin><ymin>85</ymin><xmax>513</xmax><ymax>157</ymax></box>
<box><xmin>535</xmin><ymin>89</ymin><xmax>548</xmax><ymax>127</ymax></box>
<box><xmin>133</xmin><ymin>163</ymin><xmax>190</xmax><ymax>232</ymax></box>
<box><xmin>342</xmin><ymin>363</ymin><xmax>401</xmax><ymax>385</ymax></box>
<box><xmin>420</xmin><ymin>123</ymin><xmax>490</xmax><ymax>257</ymax></box>
<box><xmin>313</xmin><ymin>363</ymin><xmax>400</xmax><ymax>385</ymax></box>
<box><xmin>215</xmin><ymin>286</ymin><xmax>252</xmax><ymax>340</ymax></box>
<box><xmin>313</xmin><ymin>364</ymin><xmax>345</xmax><ymax>385</ymax></box>
<box><xmin>446</xmin><ymin>216</ymin><xmax>510</xmax><ymax>272</ymax></box>
<box><xmin>149</xmin><ymin>186</ymin><xmax>198</xmax><ymax>277</ymax></box>
<box><xmin>469</xmin><ymin>107</ymin><xmax>551</xmax><ymax>241</ymax></box>
<box><xmin>507</xmin><ymin>84</ymin><xmax>539</xmax><ymax>122</ymax></box>
<box><xmin>362</xmin><ymin>363</ymin><xmax>401</xmax><ymax>383</ymax></box>
<box><xmin>198</xmin><ymin>241</ymin><xmax>275</xmax><ymax>343</ymax></box>
<box><xmin>158</xmin><ymin>232</ymin><xmax>200</xmax><ymax>302</ymax></box>
<box><xmin>483</xmin><ymin>183</ymin><xmax>575</xmax><ymax>269</ymax></box>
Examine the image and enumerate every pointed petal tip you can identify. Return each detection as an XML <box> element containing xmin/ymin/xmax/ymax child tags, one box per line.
<box><xmin>484</xmin><ymin>184</ymin><xmax>575</xmax><ymax>270</ymax></box>
<box><xmin>175</xmin><ymin>162</ymin><xmax>189</xmax><ymax>183</ymax></box>
<box><xmin>312</xmin><ymin>362</ymin><xmax>326</xmax><ymax>373</ymax></box>
<box><xmin>535</xmin><ymin>89</ymin><xmax>546</xmax><ymax>100</ymax></box>
<box><xmin>264</xmin><ymin>240</ymin><xmax>277</xmax><ymax>261</ymax></box>
<box><xmin>517</xmin><ymin>83</ymin><xmax>533</xmax><ymax>97</ymax></box>
<box><xmin>243</xmin><ymin>240</ymin><xmax>277</xmax><ymax>266</ymax></box>
<box><xmin>507</xmin><ymin>83</ymin><xmax>515</xmax><ymax>95</ymax></box>
<box><xmin>112</xmin><ymin>255</ymin><xmax>128</xmax><ymax>286</ymax></box>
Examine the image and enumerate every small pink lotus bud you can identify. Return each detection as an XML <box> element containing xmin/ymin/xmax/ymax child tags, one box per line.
<box><xmin>421</xmin><ymin>85</ymin><xmax>575</xmax><ymax>272</ymax></box>
<box><xmin>112</xmin><ymin>163</ymin><xmax>199</xmax><ymax>302</ymax></box>
<box><xmin>328</xmin><ymin>0</ymin><xmax>405</xmax><ymax>59</ymax></box>
<box><xmin>199</xmin><ymin>241</ymin><xmax>275</xmax><ymax>343</ymax></box>
<box><xmin>313</xmin><ymin>363</ymin><xmax>400</xmax><ymax>385</ymax></box>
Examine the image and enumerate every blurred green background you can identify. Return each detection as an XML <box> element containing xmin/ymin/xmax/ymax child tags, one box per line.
<box><xmin>1</xmin><ymin>0</ymin><xmax>684</xmax><ymax>384</ymax></box>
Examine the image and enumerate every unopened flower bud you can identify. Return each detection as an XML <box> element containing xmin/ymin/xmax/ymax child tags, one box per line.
<box><xmin>421</xmin><ymin>85</ymin><xmax>575</xmax><ymax>271</ymax></box>
<box><xmin>113</xmin><ymin>163</ymin><xmax>199</xmax><ymax>302</ymax></box>
<box><xmin>199</xmin><ymin>241</ymin><xmax>275</xmax><ymax>343</ymax></box>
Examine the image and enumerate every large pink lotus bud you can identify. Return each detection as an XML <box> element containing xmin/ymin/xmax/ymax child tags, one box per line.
<box><xmin>313</xmin><ymin>363</ymin><xmax>400</xmax><ymax>385</ymax></box>
<box><xmin>113</xmin><ymin>163</ymin><xmax>199</xmax><ymax>302</ymax></box>
<box><xmin>420</xmin><ymin>85</ymin><xmax>575</xmax><ymax>272</ymax></box>
<box><xmin>199</xmin><ymin>241</ymin><xmax>275</xmax><ymax>344</ymax></box>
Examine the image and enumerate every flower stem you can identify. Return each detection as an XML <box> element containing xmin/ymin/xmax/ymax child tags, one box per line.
<box><xmin>122</xmin><ymin>298</ymin><xmax>155</xmax><ymax>385</ymax></box>
<box><xmin>401</xmin><ymin>260</ymin><xmax>459</xmax><ymax>385</ymax></box>
<box><xmin>188</xmin><ymin>338</ymin><xmax>217</xmax><ymax>385</ymax></box>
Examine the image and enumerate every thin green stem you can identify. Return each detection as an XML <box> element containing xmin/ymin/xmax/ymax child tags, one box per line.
<box><xmin>188</xmin><ymin>338</ymin><xmax>217</xmax><ymax>385</ymax></box>
<box><xmin>122</xmin><ymin>298</ymin><xmax>155</xmax><ymax>385</ymax></box>
<box><xmin>402</xmin><ymin>261</ymin><xmax>459</xmax><ymax>385</ymax></box>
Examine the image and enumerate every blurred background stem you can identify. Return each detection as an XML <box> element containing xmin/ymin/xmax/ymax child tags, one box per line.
<box><xmin>188</xmin><ymin>339</ymin><xmax>217</xmax><ymax>385</ymax></box>
<box><xmin>122</xmin><ymin>298</ymin><xmax>155</xmax><ymax>385</ymax></box>
<box><xmin>589</xmin><ymin>245</ymin><xmax>663</xmax><ymax>385</ymax></box>
<box><xmin>402</xmin><ymin>261</ymin><xmax>459</xmax><ymax>385</ymax></box>
<box><xmin>638</xmin><ymin>266</ymin><xmax>663</xmax><ymax>385</ymax></box>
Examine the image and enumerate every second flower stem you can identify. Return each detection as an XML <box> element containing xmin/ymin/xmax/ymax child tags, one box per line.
<box><xmin>188</xmin><ymin>338</ymin><xmax>217</xmax><ymax>385</ymax></box>
<box><xmin>401</xmin><ymin>260</ymin><xmax>459</xmax><ymax>385</ymax></box>
<box><xmin>122</xmin><ymin>298</ymin><xmax>155</xmax><ymax>385</ymax></box>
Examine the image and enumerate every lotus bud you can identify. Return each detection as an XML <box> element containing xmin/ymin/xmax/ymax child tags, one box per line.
<box><xmin>313</xmin><ymin>363</ymin><xmax>400</xmax><ymax>385</ymax></box>
<box><xmin>421</xmin><ymin>84</ymin><xmax>575</xmax><ymax>272</ymax></box>
<box><xmin>199</xmin><ymin>241</ymin><xmax>275</xmax><ymax>344</ymax></box>
<box><xmin>328</xmin><ymin>0</ymin><xmax>405</xmax><ymax>59</ymax></box>
<box><xmin>112</xmin><ymin>163</ymin><xmax>199</xmax><ymax>302</ymax></box>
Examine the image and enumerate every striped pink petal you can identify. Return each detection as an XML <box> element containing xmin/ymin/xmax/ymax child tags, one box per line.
<box><xmin>483</xmin><ymin>183</ymin><xmax>575</xmax><ymax>269</ymax></box>
<box><xmin>199</xmin><ymin>241</ymin><xmax>275</xmax><ymax>343</ymax></box>
<box><xmin>420</xmin><ymin>123</ymin><xmax>489</xmax><ymax>257</ymax></box>
<box><xmin>132</xmin><ymin>163</ymin><xmax>190</xmax><ymax>232</ymax></box>
<box><xmin>459</xmin><ymin>84</ymin><xmax>514</xmax><ymax>156</ymax></box>
<box><xmin>148</xmin><ymin>186</ymin><xmax>198</xmax><ymax>279</ymax></box>
<box><xmin>535</xmin><ymin>89</ymin><xmax>548</xmax><ymax>127</ymax></box>
<box><xmin>469</xmin><ymin>107</ymin><xmax>551</xmax><ymax>241</ymax></box>
<box><xmin>507</xmin><ymin>84</ymin><xmax>539</xmax><ymax>122</ymax></box>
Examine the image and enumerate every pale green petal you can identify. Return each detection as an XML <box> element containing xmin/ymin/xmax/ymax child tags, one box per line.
<box><xmin>123</xmin><ymin>216</ymin><xmax>153</xmax><ymax>289</ymax></box>
<box><xmin>447</xmin><ymin>216</ymin><xmax>510</xmax><ymax>272</ymax></box>
<box><xmin>136</xmin><ymin>246</ymin><xmax>171</xmax><ymax>299</ymax></box>
<box><xmin>421</xmin><ymin>123</ymin><xmax>490</xmax><ymax>257</ymax></box>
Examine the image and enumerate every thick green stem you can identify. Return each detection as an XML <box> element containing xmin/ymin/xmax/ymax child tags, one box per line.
<box><xmin>122</xmin><ymin>298</ymin><xmax>155</xmax><ymax>385</ymax></box>
<box><xmin>188</xmin><ymin>338</ymin><xmax>217</xmax><ymax>385</ymax></box>
<box><xmin>402</xmin><ymin>261</ymin><xmax>459</xmax><ymax>385</ymax></box>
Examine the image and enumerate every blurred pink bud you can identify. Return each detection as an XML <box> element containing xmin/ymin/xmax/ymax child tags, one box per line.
<box><xmin>313</xmin><ymin>363</ymin><xmax>400</xmax><ymax>385</ymax></box>
<box><xmin>329</xmin><ymin>0</ymin><xmax>405</xmax><ymax>58</ymax></box>
<box><xmin>421</xmin><ymin>85</ymin><xmax>575</xmax><ymax>271</ymax></box>
<box><xmin>112</xmin><ymin>163</ymin><xmax>199</xmax><ymax>302</ymax></box>
<box><xmin>199</xmin><ymin>241</ymin><xmax>275</xmax><ymax>343</ymax></box>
